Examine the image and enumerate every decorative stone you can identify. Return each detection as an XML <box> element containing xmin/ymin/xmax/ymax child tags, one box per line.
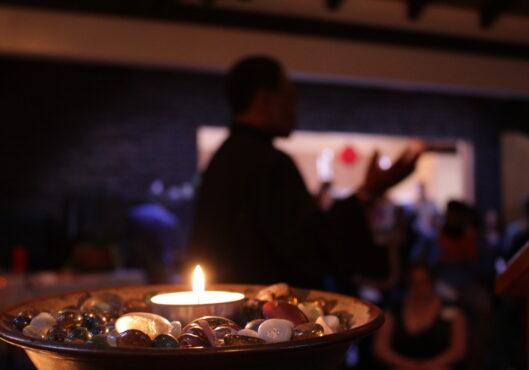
<box><xmin>115</xmin><ymin>312</ymin><xmax>172</xmax><ymax>340</ymax></box>
<box><xmin>170</xmin><ymin>321</ymin><xmax>182</xmax><ymax>338</ymax></box>
<box><xmin>315</xmin><ymin>315</ymin><xmax>339</xmax><ymax>335</ymax></box>
<box><xmin>278</xmin><ymin>295</ymin><xmax>298</xmax><ymax>306</ymax></box>
<box><xmin>47</xmin><ymin>326</ymin><xmax>68</xmax><ymax>342</ymax></box>
<box><xmin>236</xmin><ymin>329</ymin><xmax>260</xmax><ymax>338</ymax></box>
<box><xmin>177</xmin><ymin>333</ymin><xmax>208</xmax><ymax>348</ymax></box>
<box><xmin>312</xmin><ymin>297</ymin><xmax>327</xmax><ymax>308</ymax></box>
<box><xmin>17</xmin><ymin>310</ymin><xmax>39</xmax><ymax>320</ymax></box>
<box><xmin>244</xmin><ymin>319</ymin><xmax>264</xmax><ymax>332</ymax></box>
<box><xmin>256</xmin><ymin>283</ymin><xmax>290</xmax><ymax>301</ymax></box>
<box><xmin>223</xmin><ymin>334</ymin><xmax>266</xmax><ymax>346</ymax></box>
<box><xmin>81</xmin><ymin>312</ymin><xmax>106</xmax><ymax>331</ymax></box>
<box><xmin>106</xmin><ymin>329</ymin><xmax>119</xmax><ymax>347</ymax></box>
<box><xmin>257</xmin><ymin>319</ymin><xmax>293</xmax><ymax>343</ymax></box>
<box><xmin>30</xmin><ymin>312</ymin><xmax>56</xmax><ymax>332</ymax></box>
<box><xmin>190</xmin><ymin>316</ymin><xmax>236</xmax><ymax>329</ymax></box>
<box><xmin>241</xmin><ymin>299</ymin><xmax>265</xmax><ymax>323</ymax></box>
<box><xmin>325</xmin><ymin>315</ymin><xmax>340</xmax><ymax>331</ymax></box>
<box><xmin>77</xmin><ymin>292</ymin><xmax>91</xmax><ymax>308</ymax></box>
<box><xmin>13</xmin><ymin>315</ymin><xmax>31</xmax><ymax>331</ymax></box>
<box><xmin>182</xmin><ymin>323</ymin><xmax>206</xmax><ymax>339</ymax></box>
<box><xmin>22</xmin><ymin>325</ymin><xmax>46</xmax><ymax>340</ymax></box>
<box><xmin>213</xmin><ymin>325</ymin><xmax>238</xmax><ymax>340</ymax></box>
<box><xmin>262</xmin><ymin>301</ymin><xmax>307</xmax><ymax>326</ymax></box>
<box><xmin>122</xmin><ymin>299</ymin><xmax>151</xmax><ymax>314</ymax></box>
<box><xmin>57</xmin><ymin>305</ymin><xmax>78</xmax><ymax>314</ymax></box>
<box><xmin>90</xmin><ymin>325</ymin><xmax>109</xmax><ymax>337</ymax></box>
<box><xmin>196</xmin><ymin>319</ymin><xmax>220</xmax><ymax>347</ymax></box>
<box><xmin>117</xmin><ymin>329</ymin><xmax>152</xmax><ymax>348</ymax></box>
<box><xmin>334</xmin><ymin>311</ymin><xmax>354</xmax><ymax>330</ymax></box>
<box><xmin>81</xmin><ymin>292</ymin><xmax>122</xmax><ymax>315</ymax></box>
<box><xmin>100</xmin><ymin>311</ymin><xmax>120</xmax><ymax>324</ymax></box>
<box><xmin>292</xmin><ymin>323</ymin><xmax>324</xmax><ymax>340</ymax></box>
<box><xmin>298</xmin><ymin>302</ymin><xmax>325</xmax><ymax>322</ymax></box>
<box><xmin>67</xmin><ymin>327</ymin><xmax>92</xmax><ymax>342</ymax></box>
<box><xmin>56</xmin><ymin>310</ymin><xmax>83</xmax><ymax>330</ymax></box>
<box><xmin>152</xmin><ymin>334</ymin><xmax>179</xmax><ymax>348</ymax></box>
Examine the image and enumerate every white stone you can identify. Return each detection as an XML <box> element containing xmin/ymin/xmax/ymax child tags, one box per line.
<box><xmin>257</xmin><ymin>319</ymin><xmax>292</xmax><ymax>343</ymax></box>
<box><xmin>22</xmin><ymin>325</ymin><xmax>46</xmax><ymax>340</ymax></box>
<box><xmin>30</xmin><ymin>312</ymin><xmax>56</xmax><ymax>332</ymax></box>
<box><xmin>170</xmin><ymin>321</ymin><xmax>182</xmax><ymax>337</ymax></box>
<box><xmin>106</xmin><ymin>329</ymin><xmax>119</xmax><ymax>347</ymax></box>
<box><xmin>316</xmin><ymin>315</ymin><xmax>340</xmax><ymax>335</ymax></box>
<box><xmin>115</xmin><ymin>312</ymin><xmax>172</xmax><ymax>340</ymax></box>
<box><xmin>256</xmin><ymin>283</ymin><xmax>290</xmax><ymax>301</ymax></box>
<box><xmin>297</xmin><ymin>302</ymin><xmax>324</xmax><ymax>322</ymax></box>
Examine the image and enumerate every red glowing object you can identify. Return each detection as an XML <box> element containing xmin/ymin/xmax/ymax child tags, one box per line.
<box><xmin>340</xmin><ymin>146</ymin><xmax>358</xmax><ymax>165</ymax></box>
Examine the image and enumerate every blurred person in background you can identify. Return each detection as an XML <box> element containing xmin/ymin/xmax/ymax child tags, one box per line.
<box><xmin>436</xmin><ymin>200</ymin><xmax>492</xmax><ymax>370</ymax></box>
<box><xmin>413</xmin><ymin>182</ymin><xmax>439</xmax><ymax>238</ymax></box>
<box><xmin>438</xmin><ymin>200</ymin><xmax>478</xmax><ymax>271</ymax></box>
<box><xmin>188</xmin><ymin>55</ymin><xmax>425</xmax><ymax>287</ymax></box>
<box><xmin>505</xmin><ymin>196</ymin><xmax>529</xmax><ymax>261</ymax></box>
<box><xmin>373</xmin><ymin>263</ymin><xmax>467</xmax><ymax>370</ymax></box>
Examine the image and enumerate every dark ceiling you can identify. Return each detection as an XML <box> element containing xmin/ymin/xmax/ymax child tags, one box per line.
<box><xmin>392</xmin><ymin>0</ymin><xmax>529</xmax><ymax>28</ymax></box>
<box><xmin>425</xmin><ymin>0</ymin><xmax>529</xmax><ymax>16</ymax></box>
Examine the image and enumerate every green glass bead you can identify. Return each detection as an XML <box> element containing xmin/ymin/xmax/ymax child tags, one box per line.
<box><xmin>47</xmin><ymin>326</ymin><xmax>68</xmax><ymax>342</ymax></box>
<box><xmin>67</xmin><ymin>326</ymin><xmax>92</xmax><ymax>342</ymax></box>
<box><xmin>152</xmin><ymin>334</ymin><xmax>179</xmax><ymax>348</ymax></box>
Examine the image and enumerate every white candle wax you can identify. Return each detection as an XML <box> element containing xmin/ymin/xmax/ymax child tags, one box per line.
<box><xmin>150</xmin><ymin>265</ymin><xmax>245</xmax><ymax>323</ymax></box>
<box><xmin>150</xmin><ymin>291</ymin><xmax>245</xmax><ymax>305</ymax></box>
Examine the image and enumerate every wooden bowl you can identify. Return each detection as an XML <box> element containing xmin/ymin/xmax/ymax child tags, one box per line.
<box><xmin>0</xmin><ymin>284</ymin><xmax>383</xmax><ymax>370</ymax></box>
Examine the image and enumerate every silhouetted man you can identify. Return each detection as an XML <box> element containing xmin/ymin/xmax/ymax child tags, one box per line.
<box><xmin>188</xmin><ymin>56</ymin><xmax>423</xmax><ymax>287</ymax></box>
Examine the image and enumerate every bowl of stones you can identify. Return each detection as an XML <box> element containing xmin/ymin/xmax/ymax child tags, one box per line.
<box><xmin>0</xmin><ymin>283</ymin><xmax>383</xmax><ymax>370</ymax></box>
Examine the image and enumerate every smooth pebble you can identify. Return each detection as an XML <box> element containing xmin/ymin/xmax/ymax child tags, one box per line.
<box><xmin>115</xmin><ymin>312</ymin><xmax>172</xmax><ymax>340</ymax></box>
<box><xmin>257</xmin><ymin>319</ymin><xmax>293</xmax><ymax>343</ymax></box>
<box><xmin>30</xmin><ymin>312</ymin><xmax>56</xmax><ymax>332</ymax></box>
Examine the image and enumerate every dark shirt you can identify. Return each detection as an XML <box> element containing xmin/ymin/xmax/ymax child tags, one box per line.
<box><xmin>391</xmin><ymin>302</ymin><xmax>455</xmax><ymax>359</ymax></box>
<box><xmin>188</xmin><ymin>123</ymin><xmax>373</xmax><ymax>287</ymax></box>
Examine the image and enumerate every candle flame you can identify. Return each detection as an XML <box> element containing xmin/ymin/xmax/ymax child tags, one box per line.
<box><xmin>192</xmin><ymin>265</ymin><xmax>205</xmax><ymax>297</ymax></box>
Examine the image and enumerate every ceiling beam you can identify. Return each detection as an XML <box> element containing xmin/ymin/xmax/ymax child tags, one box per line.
<box><xmin>480</xmin><ymin>0</ymin><xmax>517</xmax><ymax>29</ymax></box>
<box><xmin>326</xmin><ymin>0</ymin><xmax>345</xmax><ymax>11</ymax></box>
<box><xmin>407</xmin><ymin>0</ymin><xmax>430</xmax><ymax>21</ymax></box>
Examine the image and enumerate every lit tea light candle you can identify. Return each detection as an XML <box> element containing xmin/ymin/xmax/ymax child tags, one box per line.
<box><xmin>151</xmin><ymin>266</ymin><xmax>245</xmax><ymax>324</ymax></box>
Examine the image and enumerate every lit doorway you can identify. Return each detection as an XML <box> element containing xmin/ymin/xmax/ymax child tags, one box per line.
<box><xmin>197</xmin><ymin>126</ymin><xmax>474</xmax><ymax>210</ymax></box>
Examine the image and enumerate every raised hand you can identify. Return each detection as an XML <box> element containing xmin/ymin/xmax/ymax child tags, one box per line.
<box><xmin>360</xmin><ymin>139</ymin><xmax>426</xmax><ymax>198</ymax></box>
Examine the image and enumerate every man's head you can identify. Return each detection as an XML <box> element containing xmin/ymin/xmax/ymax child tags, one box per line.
<box><xmin>227</xmin><ymin>56</ymin><xmax>297</xmax><ymax>137</ymax></box>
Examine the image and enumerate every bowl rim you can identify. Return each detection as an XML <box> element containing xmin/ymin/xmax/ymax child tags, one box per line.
<box><xmin>0</xmin><ymin>284</ymin><xmax>384</xmax><ymax>357</ymax></box>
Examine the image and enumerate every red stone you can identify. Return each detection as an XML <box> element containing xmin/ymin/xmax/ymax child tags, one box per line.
<box><xmin>262</xmin><ymin>301</ymin><xmax>308</xmax><ymax>326</ymax></box>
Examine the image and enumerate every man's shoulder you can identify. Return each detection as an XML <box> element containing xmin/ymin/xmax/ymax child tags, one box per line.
<box><xmin>222</xmin><ymin>134</ymin><xmax>293</xmax><ymax>164</ymax></box>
